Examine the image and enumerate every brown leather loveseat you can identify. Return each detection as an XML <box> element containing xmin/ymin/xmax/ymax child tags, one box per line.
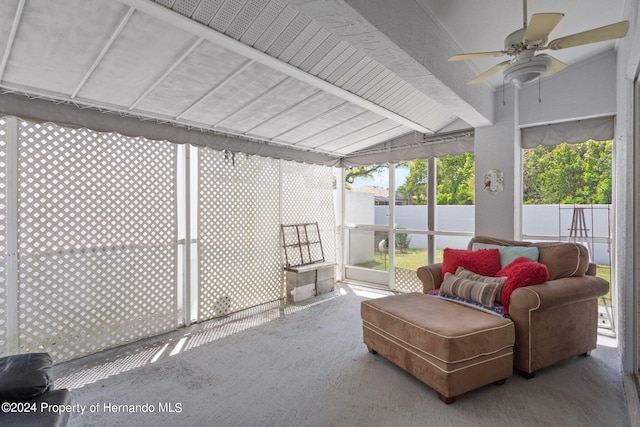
<box><xmin>417</xmin><ymin>236</ymin><xmax>609</xmax><ymax>378</ymax></box>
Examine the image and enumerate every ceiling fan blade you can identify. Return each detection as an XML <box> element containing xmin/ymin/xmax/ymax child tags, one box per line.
<box><xmin>548</xmin><ymin>20</ymin><xmax>629</xmax><ymax>50</ymax></box>
<box><xmin>541</xmin><ymin>54</ymin><xmax>567</xmax><ymax>76</ymax></box>
<box><xmin>467</xmin><ymin>61</ymin><xmax>510</xmax><ymax>85</ymax></box>
<box><xmin>449</xmin><ymin>51</ymin><xmax>504</xmax><ymax>61</ymax></box>
<box><xmin>524</xmin><ymin>13</ymin><xmax>564</xmax><ymax>44</ymax></box>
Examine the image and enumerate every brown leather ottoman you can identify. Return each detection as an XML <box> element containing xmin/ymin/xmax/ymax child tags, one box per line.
<box><xmin>361</xmin><ymin>292</ymin><xmax>515</xmax><ymax>403</ymax></box>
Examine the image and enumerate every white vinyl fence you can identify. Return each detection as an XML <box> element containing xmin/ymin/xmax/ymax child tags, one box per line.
<box><xmin>370</xmin><ymin>204</ymin><xmax>611</xmax><ymax>264</ymax></box>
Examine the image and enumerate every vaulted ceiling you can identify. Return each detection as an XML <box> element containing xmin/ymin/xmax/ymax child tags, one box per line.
<box><xmin>0</xmin><ymin>0</ymin><xmax>627</xmax><ymax>162</ymax></box>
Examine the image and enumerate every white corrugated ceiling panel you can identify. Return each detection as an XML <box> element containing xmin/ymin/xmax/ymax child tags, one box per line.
<box><xmin>77</xmin><ymin>12</ymin><xmax>199</xmax><ymax>107</ymax></box>
<box><xmin>217</xmin><ymin>78</ymin><xmax>321</xmax><ymax>133</ymax></box>
<box><xmin>245</xmin><ymin>91</ymin><xmax>346</xmax><ymax>139</ymax></box>
<box><xmin>334</xmin><ymin>126</ymin><xmax>412</xmax><ymax>155</ymax></box>
<box><xmin>135</xmin><ymin>42</ymin><xmax>249</xmax><ymax>117</ymax></box>
<box><xmin>0</xmin><ymin>0</ymin><xmax>467</xmax><ymax>162</ymax></box>
<box><xmin>276</xmin><ymin>103</ymin><xmax>367</xmax><ymax>144</ymax></box>
<box><xmin>3</xmin><ymin>0</ymin><xmax>130</xmax><ymax>95</ymax></box>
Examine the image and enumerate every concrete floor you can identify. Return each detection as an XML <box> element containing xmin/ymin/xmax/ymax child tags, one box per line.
<box><xmin>53</xmin><ymin>284</ymin><xmax>630</xmax><ymax>427</ymax></box>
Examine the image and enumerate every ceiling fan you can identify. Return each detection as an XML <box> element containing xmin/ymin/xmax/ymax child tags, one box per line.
<box><xmin>449</xmin><ymin>0</ymin><xmax>629</xmax><ymax>86</ymax></box>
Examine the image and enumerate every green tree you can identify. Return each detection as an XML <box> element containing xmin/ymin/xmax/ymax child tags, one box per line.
<box><xmin>344</xmin><ymin>164</ymin><xmax>387</xmax><ymax>189</ymax></box>
<box><xmin>436</xmin><ymin>153</ymin><xmax>475</xmax><ymax>205</ymax></box>
<box><xmin>522</xmin><ymin>145</ymin><xmax>551</xmax><ymax>204</ymax></box>
<box><xmin>544</xmin><ymin>143</ymin><xmax>584</xmax><ymax>203</ymax></box>
<box><xmin>396</xmin><ymin>159</ymin><xmax>428</xmax><ymax>204</ymax></box>
<box><xmin>522</xmin><ymin>140</ymin><xmax>612</xmax><ymax>204</ymax></box>
<box><xmin>395</xmin><ymin>154</ymin><xmax>475</xmax><ymax>206</ymax></box>
<box><xmin>581</xmin><ymin>140</ymin><xmax>612</xmax><ymax>203</ymax></box>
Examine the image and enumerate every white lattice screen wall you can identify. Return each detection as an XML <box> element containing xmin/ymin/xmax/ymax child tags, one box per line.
<box><xmin>13</xmin><ymin>119</ymin><xmax>178</xmax><ymax>361</ymax></box>
<box><xmin>394</xmin><ymin>267</ymin><xmax>423</xmax><ymax>293</ymax></box>
<box><xmin>197</xmin><ymin>150</ymin><xmax>282</xmax><ymax>321</ymax></box>
<box><xmin>0</xmin><ymin>115</ymin><xmax>336</xmax><ymax>360</ymax></box>
<box><xmin>197</xmin><ymin>153</ymin><xmax>335</xmax><ymax>322</ymax></box>
<box><xmin>280</xmin><ymin>161</ymin><xmax>336</xmax><ymax>264</ymax></box>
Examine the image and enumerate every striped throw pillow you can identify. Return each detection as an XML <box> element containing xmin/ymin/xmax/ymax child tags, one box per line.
<box><xmin>455</xmin><ymin>267</ymin><xmax>508</xmax><ymax>304</ymax></box>
<box><xmin>440</xmin><ymin>272</ymin><xmax>502</xmax><ymax>308</ymax></box>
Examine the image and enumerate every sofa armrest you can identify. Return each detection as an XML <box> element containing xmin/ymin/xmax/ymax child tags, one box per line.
<box><xmin>416</xmin><ymin>264</ymin><xmax>443</xmax><ymax>293</ymax></box>
<box><xmin>509</xmin><ymin>275</ymin><xmax>609</xmax><ymax>313</ymax></box>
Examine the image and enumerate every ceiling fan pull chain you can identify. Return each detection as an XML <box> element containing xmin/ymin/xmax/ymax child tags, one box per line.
<box><xmin>538</xmin><ymin>78</ymin><xmax>542</xmax><ymax>103</ymax></box>
<box><xmin>502</xmin><ymin>79</ymin><xmax>506</xmax><ymax>106</ymax></box>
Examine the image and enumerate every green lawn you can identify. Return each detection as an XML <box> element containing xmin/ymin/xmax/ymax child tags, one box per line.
<box><xmin>356</xmin><ymin>249</ymin><xmax>612</xmax><ymax>302</ymax></box>
<box><xmin>597</xmin><ymin>264</ymin><xmax>612</xmax><ymax>303</ymax></box>
<box><xmin>354</xmin><ymin>249</ymin><xmax>437</xmax><ymax>271</ymax></box>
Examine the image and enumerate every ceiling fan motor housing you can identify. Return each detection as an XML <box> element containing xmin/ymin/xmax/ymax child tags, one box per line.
<box><xmin>503</xmin><ymin>54</ymin><xmax>552</xmax><ymax>86</ymax></box>
<box><xmin>504</xmin><ymin>28</ymin><xmax>528</xmax><ymax>54</ymax></box>
<box><xmin>504</xmin><ymin>27</ymin><xmax>548</xmax><ymax>55</ymax></box>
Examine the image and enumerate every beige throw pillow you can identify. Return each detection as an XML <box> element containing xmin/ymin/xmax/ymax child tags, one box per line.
<box><xmin>440</xmin><ymin>272</ymin><xmax>504</xmax><ymax>308</ymax></box>
<box><xmin>455</xmin><ymin>267</ymin><xmax>508</xmax><ymax>304</ymax></box>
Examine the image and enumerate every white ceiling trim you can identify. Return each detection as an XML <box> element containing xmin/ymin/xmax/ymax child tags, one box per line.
<box><xmin>0</xmin><ymin>0</ymin><xmax>25</xmax><ymax>81</ymax></box>
<box><xmin>340</xmin><ymin>130</ymin><xmax>474</xmax><ymax>166</ymax></box>
<box><xmin>0</xmin><ymin>91</ymin><xmax>343</xmax><ymax>165</ymax></box>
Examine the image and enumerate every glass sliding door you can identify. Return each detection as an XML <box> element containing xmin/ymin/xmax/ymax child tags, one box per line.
<box><xmin>394</xmin><ymin>155</ymin><xmax>476</xmax><ymax>291</ymax></box>
<box><xmin>342</xmin><ymin>156</ymin><xmax>475</xmax><ymax>289</ymax></box>
<box><xmin>393</xmin><ymin>160</ymin><xmax>430</xmax><ymax>292</ymax></box>
<box><xmin>344</xmin><ymin>164</ymin><xmax>391</xmax><ymax>286</ymax></box>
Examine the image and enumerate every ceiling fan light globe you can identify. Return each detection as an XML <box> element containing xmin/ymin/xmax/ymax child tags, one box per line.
<box><xmin>503</xmin><ymin>55</ymin><xmax>552</xmax><ymax>86</ymax></box>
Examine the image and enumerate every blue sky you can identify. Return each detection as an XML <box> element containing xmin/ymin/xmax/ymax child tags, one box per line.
<box><xmin>349</xmin><ymin>166</ymin><xmax>410</xmax><ymax>189</ymax></box>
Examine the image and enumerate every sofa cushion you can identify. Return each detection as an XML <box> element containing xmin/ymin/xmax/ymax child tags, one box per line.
<box><xmin>468</xmin><ymin>236</ymin><xmax>531</xmax><ymax>250</ymax></box>
<box><xmin>0</xmin><ymin>353</ymin><xmax>53</xmax><ymax>401</ymax></box>
<box><xmin>440</xmin><ymin>272</ymin><xmax>501</xmax><ymax>308</ymax></box>
<box><xmin>455</xmin><ymin>267</ymin><xmax>508</xmax><ymax>304</ymax></box>
<box><xmin>442</xmin><ymin>248</ymin><xmax>501</xmax><ymax>279</ymax></box>
<box><xmin>468</xmin><ymin>236</ymin><xmax>589</xmax><ymax>280</ymax></box>
<box><xmin>534</xmin><ymin>242</ymin><xmax>589</xmax><ymax>280</ymax></box>
<box><xmin>496</xmin><ymin>257</ymin><xmax>549</xmax><ymax>313</ymax></box>
<box><xmin>471</xmin><ymin>242</ymin><xmax>539</xmax><ymax>267</ymax></box>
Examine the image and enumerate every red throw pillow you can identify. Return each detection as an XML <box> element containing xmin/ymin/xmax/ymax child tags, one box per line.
<box><xmin>441</xmin><ymin>248</ymin><xmax>501</xmax><ymax>279</ymax></box>
<box><xmin>497</xmin><ymin>257</ymin><xmax>549</xmax><ymax>314</ymax></box>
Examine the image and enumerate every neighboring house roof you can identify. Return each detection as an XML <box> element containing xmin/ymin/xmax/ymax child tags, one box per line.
<box><xmin>351</xmin><ymin>186</ymin><xmax>389</xmax><ymax>197</ymax></box>
<box><xmin>351</xmin><ymin>186</ymin><xmax>409</xmax><ymax>205</ymax></box>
